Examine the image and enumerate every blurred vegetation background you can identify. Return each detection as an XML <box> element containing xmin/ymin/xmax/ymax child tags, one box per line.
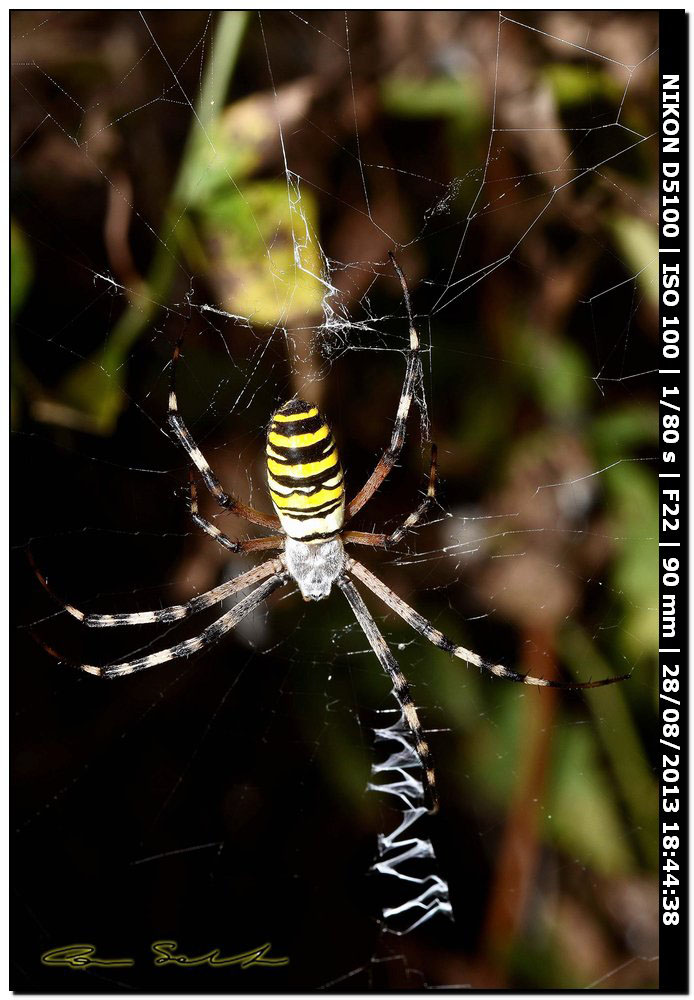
<box><xmin>12</xmin><ymin>10</ymin><xmax>659</xmax><ymax>990</ymax></box>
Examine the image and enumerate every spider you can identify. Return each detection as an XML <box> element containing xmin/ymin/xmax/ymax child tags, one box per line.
<box><xmin>34</xmin><ymin>254</ymin><xmax>628</xmax><ymax>813</ymax></box>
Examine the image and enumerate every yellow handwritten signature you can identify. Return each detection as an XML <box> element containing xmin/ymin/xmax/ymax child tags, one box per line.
<box><xmin>41</xmin><ymin>941</ymin><xmax>289</xmax><ymax>970</ymax></box>
<box><xmin>41</xmin><ymin>945</ymin><xmax>134</xmax><ymax>969</ymax></box>
<box><xmin>152</xmin><ymin>940</ymin><xmax>289</xmax><ymax>968</ymax></box>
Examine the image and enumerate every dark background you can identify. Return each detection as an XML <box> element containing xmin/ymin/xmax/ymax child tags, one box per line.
<box><xmin>12</xmin><ymin>11</ymin><xmax>659</xmax><ymax>990</ymax></box>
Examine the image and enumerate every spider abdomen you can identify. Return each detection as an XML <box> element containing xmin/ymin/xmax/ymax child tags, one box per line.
<box><xmin>266</xmin><ymin>399</ymin><xmax>345</xmax><ymax>542</ymax></box>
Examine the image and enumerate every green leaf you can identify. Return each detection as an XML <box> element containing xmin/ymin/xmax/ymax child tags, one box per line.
<box><xmin>592</xmin><ymin>403</ymin><xmax>659</xmax><ymax>456</ymax></box>
<box><xmin>184</xmin><ymin>81</ymin><xmax>315</xmax><ymax>207</ymax></box>
<box><xmin>560</xmin><ymin>623</ymin><xmax>658</xmax><ymax>867</ymax></box>
<box><xmin>381</xmin><ymin>73</ymin><xmax>482</xmax><ymax>125</ymax></box>
<box><xmin>11</xmin><ymin>221</ymin><xmax>33</xmax><ymax>320</ymax></box>
<box><xmin>603</xmin><ymin>461</ymin><xmax>659</xmax><ymax>658</ymax></box>
<box><xmin>547</xmin><ymin>724</ymin><xmax>634</xmax><ymax>873</ymax></box>
<box><xmin>609</xmin><ymin>213</ymin><xmax>659</xmax><ymax>308</ymax></box>
<box><xmin>57</xmin><ymin>357</ymin><xmax>127</xmax><ymax>433</ymax></box>
<box><xmin>544</xmin><ymin>63</ymin><xmax>622</xmax><ymax>108</ymax></box>
<box><xmin>196</xmin><ymin>181</ymin><xmax>326</xmax><ymax>327</ymax></box>
<box><xmin>512</xmin><ymin>325</ymin><xmax>591</xmax><ymax>420</ymax></box>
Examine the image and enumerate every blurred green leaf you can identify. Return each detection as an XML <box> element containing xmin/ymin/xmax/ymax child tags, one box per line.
<box><xmin>431</xmin><ymin>642</ymin><xmax>484</xmax><ymax>732</ymax></box>
<box><xmin>181</xmin><ymin>112</ymin><xmax>263</xmax><ymax>209</ymax></box>
<box><xmin>609</xmin><ymin>213</ymin><xmax>659</xmax><ymax>308</ymax></box>
<box><xmin>382</xmin><ymin>73</ymin><xmax>482</xmax><ymax>126</ymax></box>
<box><xmin>195</xmin><ymin>181</ymin><xmax>325</xmax><ymax>326</ymax></box>
<box><xmin>58</xmin><ymin>354</ymin><xmax>126</xmax><ymax>432</ymax></box>
<box><xmin>456</xmin><ymin>375</ymin><xmax>515</xmax><ymax>465</ymax></box>
<box><xmin>544</xmin><ymin>63</ymin><xmax>622</xmax><ymax>107</ymax></box>
<box><xmin>547</xmin><ymin>724</ymin><xmax>634</xmax><ymax>873</ymax></box>
<box><xmin>11</xmin><ymin>221</ymin><xmax>33</xmax><ymax>320</ymax></box>
<box><xmin>466</xmin><ymin>688</ymin><xmax>523</xmax><ymax>806</ymax></box>
<box><xmin>560</xmin><ymin>622</ymin><xmax>658</xmax><ymax>866</ymax></box>
<box><xmin>513</xmin><ymin>326</ymin><xmax>591</xmax><ymax>420</ymax></box>
<box><xmin>603</xmin><ymin>461</ymin><xmax>659</xmax><ymax>658</ymax></box>
<box><xmin>511</xmin><ymin>941</ymin><xmax>579</xmax><ymax>991</ymax></box>
<box><xmin>463</xmin><ymin>683</ymin><xmax>634</xmax><ymax>872</ymax></box>
<box><xmin>592</xmin><ymin>402</ymin><xmax>658</xmax><ymax>455</ymax></box>
<box><xmin>186</xmin><ymin>81</ymin><xmax>315</xmax><ymax>207</ymax></box>
<box><xmin>591</xmin><ymin>404</ymin><xmax>658</xmax><ymax>658</ymax></box>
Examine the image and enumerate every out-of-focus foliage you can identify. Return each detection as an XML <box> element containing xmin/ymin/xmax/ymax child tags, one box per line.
<box><xmin>190</xmin><ymin>182</ymin><xmax>325</xmax><ymax>327</ymax></box>
<box><xmin>544</xmin><ymin>63</ymin><xmax>623</xmax><ymax>107</ymax></box>
<box><xmin>11</xmin><ymin>221</ymin><xmax>33</xmax><ymax>320</ymax></box>
<box><xmin>610</xmin><ymin>212</ymin><xmax>659</xmax><ymax>307</ymax></box>
<box><xmin>381</xmin><ymin>74</ymin><xmax>483</xmax><ymax>125</ymax></box>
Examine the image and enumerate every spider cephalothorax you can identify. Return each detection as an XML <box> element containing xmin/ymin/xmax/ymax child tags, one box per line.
<box><xmin>283</xmin><ymin>536</ymin><xmax>345</xmax><ymax>602</ymax></box>
<box><xmin>35</xmin><ymin>255</ymin><xmax>627</xmax><ymax>814</ymax></box>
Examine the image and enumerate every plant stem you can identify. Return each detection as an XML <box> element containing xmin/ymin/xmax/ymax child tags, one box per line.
<box><xmin>62</xmin><ymin>11</ymin><xmax>249</xmax><ymax>431</ymax></box>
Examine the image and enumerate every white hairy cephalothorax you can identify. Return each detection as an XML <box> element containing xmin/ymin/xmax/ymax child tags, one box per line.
<box><xmin>282</xmin><ymin>536</ymin><xmax>346</xmax><ymax>601</ymax></box>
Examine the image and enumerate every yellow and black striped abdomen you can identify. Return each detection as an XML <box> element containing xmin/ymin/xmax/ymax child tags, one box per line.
<box><xmin>266</xmin><ymin>400</ymin><xmax>345</xmax><ymax>542</ymax></box>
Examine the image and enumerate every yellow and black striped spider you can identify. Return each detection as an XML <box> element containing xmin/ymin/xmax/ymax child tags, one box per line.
<box><xmin>35</xmin><ymin>255</ymin><xmax>627</xmax><ymax>812</ymax></box>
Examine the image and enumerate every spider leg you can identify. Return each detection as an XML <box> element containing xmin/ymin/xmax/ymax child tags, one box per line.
<box><xmin>386</xmin><ymin>442</ymin><xmax>438</xmax><ymax>545</ymax></box>
<box><xmin>346</xmin><ymin>253</ymin><xmax>425</xmax><ymax>522</ymax></box>
<box><xmin>187</xmin><ymin>472</ymin><xmax>284</xmax><ymax>555</ymax></box>
<box><xmin>348</xmin><ymin>558</ymin><xmax>631</xmax><ymax>690</ymax></box>
<box><xmin>168</xmin><ymin>337</ymin><xmax>280</xmax><ymax>532</ymax></box>
<box><xmin>31</xmin><ymin>550</ymin><xmax>283</xmax><ymax>628</ymax></box>
<box><xmin>343</xmin><ymin>443</ymin><xmax>438</xmax><ymax>549</ymax></box>
<box><xmin>338</xmin><ymin>574</ymin><xmax>439</xmax><ymax>814</ymax></box>
<box><xmin>41</xmin><ymin>569</ymin><xmax>288</xmax><ymax>678</ymax></box>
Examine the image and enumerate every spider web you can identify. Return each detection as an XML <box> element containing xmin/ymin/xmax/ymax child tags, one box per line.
<box><xmin>12</xmin><ymin>10</ymin><xmax>660</xmax><ymax>991</ymax></box>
